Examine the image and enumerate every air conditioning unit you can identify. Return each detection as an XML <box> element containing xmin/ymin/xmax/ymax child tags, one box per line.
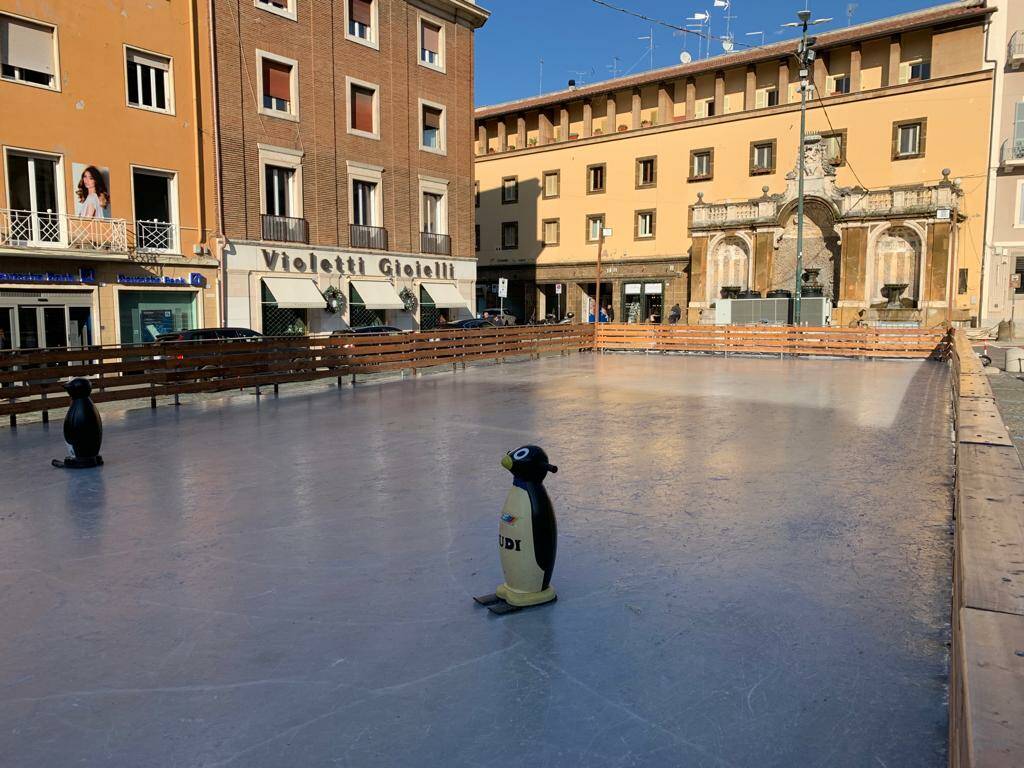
<box><xmin>716</xmin><ymin>298</ymin><xmax>791</xmax><ymax>325</ymax></box>
<box><xmin>797</xmin><ymin>297</ymin><xmax>832</xmax><ymax>326</ymax></box>
<box><xmin>715</xmin><ymin>297</ymin><xmax>832</xmax><ymax>326</ymax></box>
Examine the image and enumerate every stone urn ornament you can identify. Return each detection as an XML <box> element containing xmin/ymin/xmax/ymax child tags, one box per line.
<box><xmin>881</xmin><ymin>283</ymin><xmax>909</xmax><ymax>309</ymax></box>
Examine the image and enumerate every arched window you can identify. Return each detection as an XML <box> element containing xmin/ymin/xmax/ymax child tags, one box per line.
<box><xmin>708</xmin><ymin>237</ymin><xmax>750</xmax><ymax>302</ymax></box>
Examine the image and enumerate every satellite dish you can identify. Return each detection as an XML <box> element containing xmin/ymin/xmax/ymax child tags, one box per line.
<box><xmin>722</xmin><ymin>38</ymin><xmax>734</xmax><ymax>52</ymax></box>
<box><xmin>679</xmin><ymin>51</ymin><xmax>693</xmax><ymax>64</ymax></box>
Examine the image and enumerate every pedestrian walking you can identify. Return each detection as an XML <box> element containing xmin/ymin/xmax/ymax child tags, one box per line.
<box><xmin>668</xmin><ymin>303</ymin><xmax>681</xmax><ymax>324</ymax></box>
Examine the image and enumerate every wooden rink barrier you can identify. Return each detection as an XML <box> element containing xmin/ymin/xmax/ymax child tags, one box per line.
<box><xmin>1</xmin><ymin>323</ymin><xmax>951</xmax><ymax>420</ymax></box>
<box><xmin>948</xmin><ymin>329</ymin><xmax>1024</xmax><ymax>768</ymax></box>
<box><xmin>596</xmin><ymin>323</ymin><xmax>949</xmax><ymax>359</ymax></box>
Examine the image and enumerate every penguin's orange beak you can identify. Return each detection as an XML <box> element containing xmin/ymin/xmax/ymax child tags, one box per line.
<box><xmin>500</xmin><ymin>453</ymin><xmax>513</xmax><ymax>470</ymax></box>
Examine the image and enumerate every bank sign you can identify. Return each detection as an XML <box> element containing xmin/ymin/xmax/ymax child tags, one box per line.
<box><xmin>0</xmin><ymin>267</ymin><xmax>97</xmax><ymax>284</ymax></box>
<box><xmin>261</xmin><ymin>249</ymin><xmax>456</xmax><ymax>280</ymax></box>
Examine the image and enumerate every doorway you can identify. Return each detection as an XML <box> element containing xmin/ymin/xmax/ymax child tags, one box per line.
<box><xmin>623</xmin><ymin>282</ymin><xmax>664</xmax><ymax>323</ymax></box>
<box><xmin>579</xmin><ymin>282</ymin><xmax>612</xmax><ymax>322</ymax></box>
<box><xmin>6</xmin><ymin>150</ymin><xmax>61</xmax><ymax>245</ymax></box>
<box><xmin>133</xmin><ymin>168</ymin><xmax>176</xmax><ymax>252</ymax></box>
<box><xmin>16</xmin><ymin>305</ymin><xmax>68</xmax><ymax>349</ymax></box>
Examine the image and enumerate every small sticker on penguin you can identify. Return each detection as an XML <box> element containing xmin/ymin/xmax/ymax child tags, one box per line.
<box><xmin>501</xmin><ymin>513</ymin><xmax>517</xmax><ymax>524</ymax></box>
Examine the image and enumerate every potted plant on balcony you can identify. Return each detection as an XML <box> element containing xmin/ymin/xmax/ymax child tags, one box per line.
<box><xmin>617</xmin><ymin>124</ymin><xmax>628</xmax><ymax>132</ymax></box>
<box><xmin>640</xmin><ymin>119</ymin><xmax>652</xmax><ymax>128</ymax></box>
<box><xmin>594</xmin><ymin>127</ymin><xmax>603</xmax><ymax>136</ymax></box>
<box><xmin>568</xmin><ymin>132</ymin><xmax>579</xmax><ymax>140</ymax></box>
<box><xmin>528</xmin><ymin>137</ymin><xmax>538</xmax><ymax>146</ymax></box>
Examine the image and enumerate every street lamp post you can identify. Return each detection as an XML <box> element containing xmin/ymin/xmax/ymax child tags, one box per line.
<box><xmin>783</xmin><ymin>9</ymin><xmax>832</xmax><ymax>325</ymax></box>
<box><xmin>595</xmin><ymin>224</ymin><xmax>611</xmax><ymax>325</ymax></box>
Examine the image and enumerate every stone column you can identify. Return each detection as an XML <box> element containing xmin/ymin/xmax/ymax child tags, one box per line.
<box><xmin>538</xmin><ymin>110</ymin><xmax>553</xmax><ymax>145</ymax></box>
<box><xmin>657</xmin><ymin>82</ymin><xmax>673</xmax><ymax>124</ymax></box>
<box><xmin>745</xmin><ymin>65</ymin><xmax>756</xmax><ymax>111</ymax></box>
<box><xmin>850</xmin><ymin>43</ymin><xmax>862</xmax><ymax>93</ymax></box>
<box><xmin>496</xmin><ymin>120</ymin><xmax>507</xmax><ymax>151</ymax></box>
<box><xmin>753</xmin><ymin>230</ymin><xmax>775</xmax><ymax>294</ymax></box>
<box><xmin>583</xmin><ymin>99</ymin><xmax>593</xmax><ymax>138</ymax></box>
<box><xmin>924</xmin><ymin>220</ymin><xmax>951</xmax><ymax>305</ymax></box>
<box><xmin>477</xmin><ymin>123</ymin><xmax>487</xmax><ymax>155</ymax></box>
<box><xmin>888</xmin><ymin>35</ymin><xmax>902</xmax><ymax>86</ymax></box>
<box><xmin>631</xmin><ymin>88</ymin><xmax>642</xmax><ymax>129</ymax></box>
<box><xmin>838</xmin><ymin>225</ymin><xmax>868</xmax><ymax>304</ymax></box>
<box><xmin>689</xmin><ymin>235</ymin><xmax>709</xmax><ymax>320</ymax></box>
<box><xmin>516</xmin><ymin>115</ymin><xmax>526</xmax><ymax>149</ymax></box>
<box><xmin>778</xmin><ymin>59</ymin><xmax>790</xmax><ymax>105</ymax></box>
<box><xmin>714</xmin><ymin>71</ymin><xmax>725</xmax><ymax>115</ymax></box>
<box><xmin>606</xmin><ymin>94</ymin><xmax>617</xmax><ymax>133</ymax></box>
<box><xmin>813</xmin><ymin>55</ymin><xmax>828</xmax><ymax>98</ymax></box>
<box><xmin>685</xmin><ymin>78</ymin><xmax>696</xmax><ymax>119</ymax></box>
<box><xmin>559</xmin><ymin>106</ymin><xmax>569</xmax><ymax>141</ymax></box>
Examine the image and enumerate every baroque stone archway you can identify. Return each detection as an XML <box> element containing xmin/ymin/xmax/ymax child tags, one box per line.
<box><xmin>772</xmin><ymin>200</ymin><xmax>841</xmax><ymax>300</ymax></box>
<box><xmin>869</xmin><ymin>225</ymin><xmax>923</xmax><ymax>306</ymax></box>
<box><xmin>707</xmin><ymin>235</ymin><xmax>751</xmax><ymax>302</ymax></box>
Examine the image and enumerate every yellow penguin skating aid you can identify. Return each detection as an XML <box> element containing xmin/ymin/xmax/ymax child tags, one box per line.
<box><xmin>474</xmin><ymin>445</ymin><xmax>558</xmax><ymax>615</ymax></box>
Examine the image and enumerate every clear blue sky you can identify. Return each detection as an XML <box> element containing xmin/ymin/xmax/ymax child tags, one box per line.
<box><xmin>474</xmin><ymin>0</ymin><xmax>946</xmax><ymax>107</ymax></box>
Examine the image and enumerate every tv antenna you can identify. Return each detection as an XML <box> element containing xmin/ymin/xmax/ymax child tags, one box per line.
<box><xmin>745</xmin><ymin>31</ymin><xmax>765</xmax><ymax>47</ymax></box>
<box><xmin>846</xmin><ymin>3</ymin><xmax>858</xmax><ymax>26</ymax></box>
<box><xmin>638</xmin><ymin>27</ymin><xmax>655</xmax><ymax>71</ymax></box>
<box><xmin>607</xmin><ymin>56</ymin><xmax>622</xmax><ymax>79</ymax></box>
<box><xmin>686</xmin><ymin>11</ymin><xmax>710</xmax><ymax>59</ymax></box>
<box><xmin>679</xmin><ymin>51</ymin><xmax>693</xmax><ymax>64</ymax></box>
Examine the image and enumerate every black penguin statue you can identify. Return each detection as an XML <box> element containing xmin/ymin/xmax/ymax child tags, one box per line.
<box><xmin>52</xmin><ymin>378</ymin><xmax>103</xmax><ymax>469</ymax></box>
<box><xmin>493</xmin><ymin>445</ymin><xmax>558</xmax><ymax>608</ymax></box>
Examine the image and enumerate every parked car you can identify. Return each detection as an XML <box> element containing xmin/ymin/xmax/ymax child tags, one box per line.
<box><xmin>331</xmin><ymin>326</ymin><xmax>406</xmax><ymax>336</ymax></box>
<box><xmin>155</xmin><ymin>327</ymin><xmax>262</xmax><ymax>342</ymax></box>
<box><xmin>445</xmin><ymin>318</ymin><xmax>496</xmax><ymax>329</ymax></box>
<box><xmin>481</xmin><ymin>308</ymin><xmax>516</xmax><ymax>326</ymax></box>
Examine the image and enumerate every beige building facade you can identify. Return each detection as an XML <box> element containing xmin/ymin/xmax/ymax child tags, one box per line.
<box><xmin>0</xmin><ymin>1</ymin><xmax>220</xmax><ymax>349</ymax></box>
<box><xmin>981</xmin><ymin>0</ymin><xmax>1024</xmax><ymax>330</ymax></box>
<box><xmin>474</xmin><ymin>2</ymin><xmax>993</xmax><ymax>327</ymax></box>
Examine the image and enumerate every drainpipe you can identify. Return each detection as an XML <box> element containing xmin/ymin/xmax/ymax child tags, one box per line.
<box><xmin>207</xmin><ymin>0</ymin><xmax>227</xmax><ymax>325</ymax></box>
<box><xmin>979</xmin><ymin>13</ymin><xmax>999</xmax><ymax>327</ymax></box>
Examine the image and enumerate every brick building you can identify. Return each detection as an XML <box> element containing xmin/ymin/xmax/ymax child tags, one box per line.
<box><xmin>212</xmin><ymin>0</ymin><xmax>488</xmax><ymax>334</ymax></box>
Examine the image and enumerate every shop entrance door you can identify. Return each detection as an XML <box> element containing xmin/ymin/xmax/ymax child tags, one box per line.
<box><xmin>17</xmin><ymin>305</ymin><xmax>69</xmax><ymax>349</ymax></box>
<box><xmin>0</xmin><ymin>307</ymin><xmax>12</xmax><ymax>350</ymax></box>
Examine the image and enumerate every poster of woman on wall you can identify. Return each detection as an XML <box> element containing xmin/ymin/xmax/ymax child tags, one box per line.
<box><xmin>73</xmin><ymin>164</ymin><xmax>111</xmax><ymax>219</ymax></box>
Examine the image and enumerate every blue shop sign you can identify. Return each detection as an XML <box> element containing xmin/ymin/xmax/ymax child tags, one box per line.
<box><xmin>0</xmin><ymin>267</ymin><xmax>96</xmax><ymax>285</ymax></box>
<box><xmin>117</xmin><ymin>274</ymin><xmax>190</xmax><ymax>286</ymax></box>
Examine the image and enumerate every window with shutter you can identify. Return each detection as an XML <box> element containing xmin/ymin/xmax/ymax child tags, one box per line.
<box><xmin>421</xmin><ymin>21</ymin><xmax>442</xmax><ymax>67</ymax></box>
<box><xmin>350</xmin><ymin>84</ymin><xmax>376</xmax><ymax>134</ymax></box>
<box><xmin>262</xmin><ymin>58</ymin><xmax>293</xmax><ymax>113</ymax></box>
<box><xmin>349</xmin><ymin>0</ymin><xmax>373</xmax><ymax>40</ymax></box>
<box><xmin>422</xmin><ymin>105</ymin><xmax>443</xmax><ymax>150</ymax></box>
<box><xmin>1015</xmin><ymin>101</ymin><xmax>1024</xmax><ymax>147</ymax></box>
<box><xmin>755</xmin><ymin>89</ymin><xmax>767</xmax><ymax>109</ymax></box>
<box><xmin>543</xmin><ymin>171</ymin><xmax>560</xmax><ymax>199</ymax></box>
<box><xmin>542</xmin><ymin>219</ymin><xmax>560</xmax><ymax>246</ymax></box>
<box><xmin>126</xmin><ymin>48</ymin><xmax>171</xmax><ymax>112</ymax></box>
<box><xmin>502</xmin><ymin>222</ymin><xmax>518</xmax><ymax>249</ymax></box>
<box><xmin>502</xmin><ymin>177</ymin><xmax>518</xmax><ymax>204</ymax></box>
<box><xmin>586</xmin><ymin>215</ymin><xmax>605</xmax><ymax>243</ymax></box>
<box><xmin>0</xmin><ymin>15</ymin><xmax>56</xmax><ymax>88</ymax></box>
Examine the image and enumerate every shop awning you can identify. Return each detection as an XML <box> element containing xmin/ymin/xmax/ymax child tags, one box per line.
<box><xmin>351</xmin><ymin>279</ymin><xmax>404</xmax><ymax>310</ymax></box>
<box><xmin>421</xmin><ymin>282</ymin><xmax>471</xmax><ymax>309</ymax></box>
<box><xmin>262</xmin><ymin>277</ymin><xmax>325</xmax><ymax>309</ymax></box>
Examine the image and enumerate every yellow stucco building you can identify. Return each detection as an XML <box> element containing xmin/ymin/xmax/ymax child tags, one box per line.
<box><xmin>0</xmin><ymin>1</ymin><xmax>218</xmax><ymax>348</ymax></box>
<box><xmin>473</xmin><ymin>2</ymin><xmax>993</xmax><ymax>327</ymax></box>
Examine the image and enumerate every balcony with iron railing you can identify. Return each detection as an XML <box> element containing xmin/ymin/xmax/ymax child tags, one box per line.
<box><xmin>349</xmin><ymin>224</ymin><xmax>389</xmax><ymax>250</ymax></box>
<box><xmin>0</xmin><ymin>209</ymin><xmax>129</xmax><ymax>254</ymax></box>
<box><xmin>420</xmin><ymin>231</ymin><xmax>451</xmax><ymax>256</ymax></box>
<box><xmin>1001</xmin><ymin>138</ymin><xmax>1024</xmax><ymax>167</ymax></box>
<box><xmin>1009</xmin><ymin>31</ymin><xmax>1024</xmax><ymax>66</ymax></box>
<box><xmin>133</xmin><ymin>219</ymin><xmax>177</xmax><ymax>253</ymax></box>
<box><xmin>262</xmin><ymin>214</ymin><xmax>309</xmax><ymax>244</ymax></box>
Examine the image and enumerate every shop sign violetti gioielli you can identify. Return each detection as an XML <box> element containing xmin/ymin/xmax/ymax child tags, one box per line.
<box><xmin>261</xmin><ymin>249</ymin><xmax>457</xmax><ymax>280</ymax></box>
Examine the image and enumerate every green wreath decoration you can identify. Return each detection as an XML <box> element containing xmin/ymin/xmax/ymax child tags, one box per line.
<box><xmin>322</xmin><ymin>286</ymin><xmax>345</xmax><ymax>314</ymax></box>
<box><xmin>399</xmin><ymin>287</ymin><xmax>418</xmax><ymax>312</ymax></box>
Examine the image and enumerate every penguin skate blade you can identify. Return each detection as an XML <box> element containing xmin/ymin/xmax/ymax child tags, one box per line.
<box><xmin>473</xmin><ymin>592</ymin><xmax>557</xmax><ymax>615</ymax></box>
<box><xmin>52</xmin><ymin>456</ymin><xmax>103</xmax><ymax>469</ymax></box>
<box><xmin>473</xmin><ymin>593</ymin><xmax>522</xmax><ymax>615</ymax></box>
